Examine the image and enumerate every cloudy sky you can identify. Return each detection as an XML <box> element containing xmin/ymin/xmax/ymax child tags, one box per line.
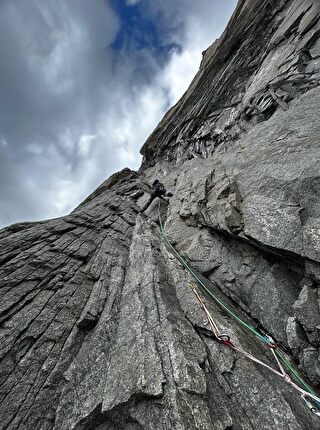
<box><xmin>0</xmin><ymin>0</ymin><xmax>237</xmax><ymax>228</ymax></box>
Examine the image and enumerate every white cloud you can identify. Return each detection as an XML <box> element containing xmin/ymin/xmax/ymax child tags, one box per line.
<box><xmin>126</xmin><ymin>0</ymin><xmax>141</xmax><ymax>5</ymax></box>
<box><xmin>159</xmin><ymin>48</ymin><xmax>199</xmax><ymax>105</ymax></box>
<box><xmin>0</xmin><ymin>0</ymin><xmax>237</xmax><ymax>227</ymax></box>
<box><xmin>78</xmin><ymin>134</ymin><xmax>96</xmax><ymax>157</ymax></box>
<box><xmin>151</xmin><ymin>0</ymin><xmax>238</xmax><ymax>106</ymax></box>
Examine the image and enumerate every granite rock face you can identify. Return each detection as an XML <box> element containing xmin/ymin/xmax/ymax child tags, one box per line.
<box><xmin>1</xmin><ymin>0</ymin><xmax>320</xmax><ymax>429</ymax></box>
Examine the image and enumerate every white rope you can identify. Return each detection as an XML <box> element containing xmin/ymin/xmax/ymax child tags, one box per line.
<box><xmin>190</xmin><ymin>284</ymin><xmax>320</xmax><ymax>412</ymax></box>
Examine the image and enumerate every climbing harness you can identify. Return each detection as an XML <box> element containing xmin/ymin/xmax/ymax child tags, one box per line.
<box><xmin>157</xmin><ymin>202</ymin><xmax>320</xmax><ymax>416</ymax></box>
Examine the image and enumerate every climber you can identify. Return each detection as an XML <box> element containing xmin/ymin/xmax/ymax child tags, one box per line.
<box><xmin>141</xmin><ymin>179</ymin><xmax>170</xmax><ymax>212</ymax></box>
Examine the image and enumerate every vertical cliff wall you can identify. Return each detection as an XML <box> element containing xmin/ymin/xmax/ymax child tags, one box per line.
<box><xmin>1</xmin><ymin>1</ymin><xmax>320</xmax><ymax>429</ymax></box>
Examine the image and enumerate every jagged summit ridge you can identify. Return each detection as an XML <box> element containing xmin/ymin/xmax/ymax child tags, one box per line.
<box><xmin>1</xmin><ymin>1</ymin><xmax>320</xmax><ymax>429</ymax></box>
<box><xmin>141</xmin><ymin>0</ymin><xmax>320</xmax><ymax>167</ymax></box>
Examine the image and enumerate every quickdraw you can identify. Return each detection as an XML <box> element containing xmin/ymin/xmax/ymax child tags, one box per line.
<box><xmin>157</xmin><ymin>202</ymin><xmax>320</xmax><ymax>417</ymax></box>
<box><xmin>190</xmin><ymin>283</ymin><xmax>320</xmax><ymax>414</ymax></box>
<box><xmin>302</xmin><ymin>394</ymin><xmax>320</xmax><ymax>417</ymax></box>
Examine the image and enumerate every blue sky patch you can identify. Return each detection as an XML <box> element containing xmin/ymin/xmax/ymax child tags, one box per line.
<box><xmin>110</xmin><ymin>0</ymin><xmax>181</xmax><ymax>64</ymax></box>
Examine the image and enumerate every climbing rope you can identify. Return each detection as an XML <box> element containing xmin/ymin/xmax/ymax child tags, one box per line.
<box><xmin>157</xmin><ymin>201</ymin><xmax>320</xmax><ymax>416</ymax></box>
<box><xmin>191</xmin><ymin>284</ymin><xmax>289</xmax><ymax>377</ymax></box>
<box><xmin>191</xmin><ymin>284</ymin><xmax>320</xmax><ymax>413</ymax></box>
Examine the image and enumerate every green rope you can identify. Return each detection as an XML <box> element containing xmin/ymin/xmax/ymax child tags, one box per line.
<box><xmin>157</xmin><ymin>206</ymin><xmax>319</xmax><ymax>403</ymax></box>
<box><xmin>158</xmin><ymin>211</ymin><xmax>268</xmax><ymax>344</ymax></box>
<box><xmin>275</xmin><ymin>349</ymin><xmax>317</xmax><ymax>396</ymax></box>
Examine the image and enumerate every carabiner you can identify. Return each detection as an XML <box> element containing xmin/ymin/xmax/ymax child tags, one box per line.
<box><xmin>218</xmin><ymin>334</ymin><xmax>234</xmax><ymax>348</ymax></box>
<box><xmin>301</xmin><ymin>394</ymin><xmax>320</xmax><ymax>417</ymax></box>
<box><xmin>256</xmin><ymin>324</ymin><xmax>277</xmax><ymax>348</ymax></box>
<box><xmin>310</xmin><ymin>407</ymin><xmax>320</xmax><ymax>417</ymax></box>
<box><xmin>264</xmin><ymin>334</ymin><xmax>277</xmax><ymax>349</ymax></box>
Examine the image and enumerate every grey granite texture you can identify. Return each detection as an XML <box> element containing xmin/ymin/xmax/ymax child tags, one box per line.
<box><xmin>2</xmin><ymin>0</ymin><xmax>320</xmax><ymax>428</ymax></box>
